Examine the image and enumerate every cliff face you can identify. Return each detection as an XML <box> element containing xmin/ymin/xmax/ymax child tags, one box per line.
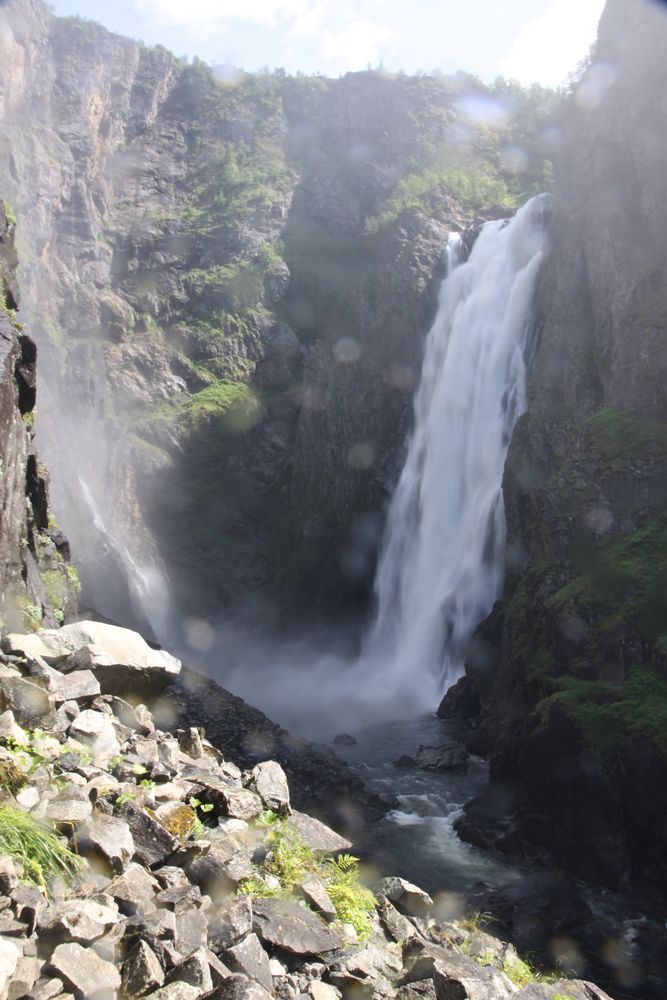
<box><xmin>0</xmin><ymin>1</ymin><xmax>555</xmax><ymax>637</ymax></box>
<box><xmin>446</xmin><ymin>0</ymin><xmax>667</xmax><ymax>895</ymax></box>
<box><xmin>0</xmin><ymin>199</ymin><xmax>78</xmax><ymax>631</ymax></box>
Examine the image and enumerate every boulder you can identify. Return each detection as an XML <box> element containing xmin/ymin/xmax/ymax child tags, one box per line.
<box><xmin>224</xmin><ymin>932</ymin><xmax>273</xmax><ymax>992</ymax></box>
<box><xmin>432</xmin><ymin>955</ymin><xmax>515</xmax><ymax>1000</ymax></box>
<box><xmin>208</xmin><ymin>896</ymin><xmax>253</xmax><ymax>953</ymax></box>
<box><xmin>165</xmin><ymin>949</ymin><xmax>213</xmax><ymax>992</ymax></box>
<box><xmin>415</xmin><ymin>745</ymin><xmax>468</xmax><ymax>773</ymax></box>
<box><xmin>116</xmin><ymin>802</ymin><xmax>178</xmax><ymax>868</ymax></box>
<box><xmin>68</xmin><ymin>710</ymin><xmax>120</xmax><ymax>765</ymax></box>
<box><xmin>122</xmin><ymin>939</ymin><xmax>165</xmax><ymax>997</ymax></box>
<box><xmin>49</xmin><ymin>941</ymin><xmax>121</xmax><ymax>998</ymax></box>
<box><xmin>77</xmin><ymin>813</ymin><xmax>135</xmax><ymax>872</ymax></box>
<box><xmin>205</xmin><ymin>974</ymin><xmax>272</xmax><ymax>1000</ymax></box>
<box><xmin>5</xmin><ymin>622</ymin><xmax>181</xmax><ymax>696</ymax></box>
<box><xmin>0</xmin><ymin>678</ymin><xmax>54</xmax><ymax>727</ymax></box>
<box><xmin>376</xmin><ymin>877</ymin><xmax>434</xmax><ymax>918</ymax></box>
<box><xmin>252</xmin><ymin>898</ymin><xmax>341</xmax><ymax>955</ymax></box>
<box><xmin>251</xmin><ymin>761</ymin><xmax>290</xmax><ymax>814</ymax></box>
<box><xmin>219</xmin><ymin>789</ymin><xmax>263</xmax><ymax>821</ymax></box>
<box><xmin>297</xmin><ymin>877</ymin><xmax>337</xmax><ymax>922</ymax></box>
<box><xmin>38</xmin><ymin>898</ymin><xmax>120</xmax><ymax>943</ymax></box>
<box><xmin>0</xmin><ymin>936</ymin><xmax>21</xmax><ymax>1000</ymax></box>
<box><xmin>287</xmin><ymin>811</ymin><xmax>352</xmax><ymax>855</ymax></box>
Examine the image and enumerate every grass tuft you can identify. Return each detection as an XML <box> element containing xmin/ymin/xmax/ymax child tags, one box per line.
<box><xmin>0</xmin><ymin>804</ymin><xmax>81</xmax><ymax>892</ymax></box>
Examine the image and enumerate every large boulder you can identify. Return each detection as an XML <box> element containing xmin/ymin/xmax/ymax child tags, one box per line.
<box><xmin>5</xmin><ymin>621</ymin><xmax>181</xmax><ymax>696</ymax></box>
<box><xmin>251</xmin><ymin>899</ymin><xmax>342</xmax><ymax>955</ymax></box>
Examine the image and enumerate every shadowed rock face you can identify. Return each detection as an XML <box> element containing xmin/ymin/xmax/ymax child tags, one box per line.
<box><xmin>0</xmin><ymin>2</ymin><xmax>471</xmax><ymax>631</ymax></box>
<box><xmin>443</xmin><ymin>0</ymin><xmax>667</xmax><ymax>896</ymax></box>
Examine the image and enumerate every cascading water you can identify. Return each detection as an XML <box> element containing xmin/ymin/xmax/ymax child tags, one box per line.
<box><xmin>222</xmin><ymin>195</ymin><xmax>550</xmax><ymax>734</ymax></box>
<box><xmin>364</xmin><ymin>194</ymin><xmax>551</xmax><ymax>710</ymax></box>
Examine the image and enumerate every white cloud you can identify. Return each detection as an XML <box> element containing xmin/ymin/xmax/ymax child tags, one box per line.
<box><xmin>323</xmin><ymin>18</ymin><xmax>392</xmax><ymax>72</ymax></box>
<box><xmin>501</xmin><ymin>0</ymin><xmax>606</xmax><ymax>87</ymax></box>
<box><xmin>135</xmin><ymin>0</ymin><xmax>310</xmax><ymax>33</ymax></box>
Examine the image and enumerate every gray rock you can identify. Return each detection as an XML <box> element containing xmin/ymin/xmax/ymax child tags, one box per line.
<box><xmin>108</xmin><ymin>863</ymin><xmax>160</xmax><ymax>916</ymax></box>
<box><xmin>154</xmin><ymin>868</ymin><xmax>192</xmax><ymax>891</ymax></box>
<box><xmin>165</xmin><ymin>949</ymin><xmax>213</xmax><ymax>992</ymax></box>
<box><xmin>206</xmin><ymin>950</ymin><xmax>234</xmax><ymax>986</ymax></box>
<box><xmin>174</xmin><ymin>907</ymin><xmax>208</xmax><ymax>959</ymax></box>
<box><xmin>26</xmin><ymin>977</ymin><xmax>65</xmax><ymax>1000</ymax></box>
<box><xmin>0</xmin><ymin>710</ymin><xmax>26</xmax><ymax>744</ymax></box>
<box><xmin>69</xmin><ymin>710</ymin><xmax>120</xmax><ymax>765</ymax></box>
<box><xmin>287</xmin><ymin>812</ymin><xmax>352</xmax><ymax>855</ymax></box>
<box><xmin>50</xmin><ymin>671</ymin><xmax>101</xmax><ymax>705</ymax></box>
<box><xmin>0</xmin><ymin>859</ymin><xmax>18</xmax><ymax>897</ymax></box>
<box><xmin>252</xmin><ymin>899</ymin><xmax>342</xmax><ymax>955</ymax></box>
<box><xmin>77</xmin><ymin>813</ymin><xmax>135</xmax><ymax>872</ymax></box>
<box><xmin>219</xmin><ymin>788</ymin><xmax>263</xmax><ymax>821</ymax></box>
<box><xmin>297</xmin><ymin>878</ymin><xmax>337</xmax><ymax>922</ymax></box>
<box><xmin>43</xmin><ymin>791</ymin><xmax>93</xmax><ymax>826</ymax></box>
<box><xmin>432</xmin><ymin>955</ymin><xmax>516</xmax><ymax>1000</ymax></box>
<box><xmin>206</xmin><ymin>973</ymin><xmax>273</xmax><ymax>1000</ymax></box>
<box><xmin>208</xmin><ymin>896</ymin><xmax>253</xmax><ymax>953</ymax></box>
<box><xmin>415</xmin><ymin>745</ymin><xmax>468</xmax><ymax>773</ymax></box>
<box><xmin>117</xmin><ymin>801</ymin><xmax>178</xmax><ymax>868</ymax></box>
<box><xmin>38</xmin><ymin>898</ymin><xmax>119</xmax><ymax>943</ymax></box>
<box><xmin>251</xmin><ymin>761</ymin><xmax>290</xmax><ymax>814</ymax></box>
<box><xmin>142</xmin><ymin>985</ymin><xmax>200</xmax><ymax>1000</ymax></box>
<box><xmin>377</xmin><ymin>898</ymin><xmax>420</xmax><ymax>944</ymax></box>
<box><xmin>0</xmin><ymin>677</ymin><xmax>54</xmax><ymax>727</ymax></box>
<box><xmin>225</xmin><ymin>933</ymin><xmax>273</xmax><ymax>992</ymax></box>
<box><xmin>308</xmin><ymin>983</ymin><xmax>340</xmax><ymax>1000</ymax></box>
<box><xmin>0</xmin><ymin>936</ymin><xmax>21</xmax><ymax>1000</ymax></box>
<box><xmin>376</xmin><ymin>877</ymin><xmax>433</xmax><ymax>918</ymax></box>
<box><xmin>122</xmin><ymin>940</ymin><xmax>165</xmax><ymax>997</ymax></box>
<box><xmin>49</xmin><ymin>941</ymin><xmax>121</xmax><ymax>998</ymax></box>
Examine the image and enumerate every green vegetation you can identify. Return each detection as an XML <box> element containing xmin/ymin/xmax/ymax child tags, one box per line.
<box><xmin>18</xmin><ymin>597</ymin><xmax>42</xmax><ymax>632</ymax></box>
<box><xmin>501</xmin><ymin>952</ymin><xmax>555</xmax><ymax>989</ymax></box>
<box><xmin>3</xmin><ymin>202</ymin><xmax>16</xmax><ymax>226</ymax></box>
<box><xmin>0</xmin><ymin>804</ymin><xmax>80</xmax><ymax>893</ymax></box>
<box><xmin>239</xmin><ymin>819</ymin><xmax>376</xmax><ymax>939</ymax></box>
<box><xmin>586</xmin><ymin>408</ymin><xmax>667</xmax><ymax>468</ymax></box>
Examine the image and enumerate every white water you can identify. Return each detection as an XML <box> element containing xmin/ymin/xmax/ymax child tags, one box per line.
<box><xmin>220</xmin><ymin>195</ymin><xmax>550</xmax><ymax>734</ymax></box>
<box><xmin>363</xmin><ymin>194</ymin><xmax>551</xmax><ymax>709</ymax></box>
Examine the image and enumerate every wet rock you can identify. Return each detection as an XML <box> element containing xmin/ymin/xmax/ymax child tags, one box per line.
<box><xmin>415</xmin><ymin>745</ymin><xmax>468</xmax><ymax>774</ymax></box>
<box><xmin>252</xmin><ymin>761</ymin><xmax>290</xmax><ymax>814</ymax></box>
<box><xmin>208</xmin><ymin>896</ymin><xmax>253</xmax><ymax>953</ymax></box>
<box><xmin>252</xmin><ymin>898</ymin><xmax>342</xmax><ymax>955</ymax></box>
<box><xmin>122</xmin><ymin>939</ymin><xmax>165</xmax><ymax>997</ymax></box>
<box><xmin>480</xmin><ymin>872</ymin><xmax>593</xmax><ymax>950</ymax></box>
<box><xmin>376</xmin><ymin>878</ymin><xmax>433</xmax><ymax>918</ymax></box>
<box><xmin>49</xmin><ymin>941</ymin><xmax>121</xmax><ymax>998</ymax></box>
<box><xmin>225</xmin><ymin>932</ymin><xmax>273</xmax><ymax>992</ymax></box>
<box><xmin>333</xmin><ymin>734</ymin><xmax>357</xmax><ymax>746</ymax></box>
<box><xmin>393</xmin><ymin>756</ymin><xmax>416</xmax><ymax>770</ymax></box>
<box><xmin>287</xmin><ymin>811</ymin><xmax>352</xmax><ymax>855</ymax></box>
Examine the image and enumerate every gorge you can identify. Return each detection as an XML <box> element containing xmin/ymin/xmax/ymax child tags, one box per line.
<box><xmin>1</xmin><ymin>0</ymin><xmax>667</xmax><ymax>997</ymax></box>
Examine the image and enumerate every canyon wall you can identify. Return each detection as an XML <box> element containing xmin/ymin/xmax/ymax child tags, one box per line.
<box><xmin>446</xmin><ymin>0</ymin><xmax>667</xmax><ymax>896</ymax></box>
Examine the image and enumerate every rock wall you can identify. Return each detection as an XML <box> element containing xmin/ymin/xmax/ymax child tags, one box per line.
<box><xmin>0</xmin><ymin>0</ymin><xmax>555</xmax><ymax>638</ymax></box>
<box><xmin>444</xmin><ymin>0</ymin><xmax>667</xmax><ymax>896</ymax></box>
<box><xmin>0</xmin><ymin>199</ymin><xmax>78</xmax><ymax>631</ymax></box>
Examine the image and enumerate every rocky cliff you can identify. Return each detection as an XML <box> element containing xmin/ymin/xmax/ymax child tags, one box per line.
<box><xmin>0</xmin><ymin>0</ymin><xmax>556</xmax><ymax>639</ymax></box>
<box><xmin>0</xmin><ymin>198</ymin><xmax>78</xmax><ymax>632</ymax></box>
<box><xmin>443</xmin><ymin>0</ymin><xmax>667</xmax><ymax>897</ymax></box>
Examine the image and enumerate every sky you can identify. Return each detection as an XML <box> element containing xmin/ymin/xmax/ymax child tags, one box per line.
<box><xmin>47</xmin><ymin>0</ymin><xmax>606</xmax><ymax>87</ymax></box>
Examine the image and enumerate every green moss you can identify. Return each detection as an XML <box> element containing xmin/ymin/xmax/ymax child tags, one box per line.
<box><xmin>585</xmin><ymin>408</ymin><xmax>667</xmax><ymax>467</ymax></box>
<box><xmin>180</xmin><ymin>381</ymin><xmax>264</xmax><ymax>435</ymax></box>
<box><xmin>539</xmin><ymin>666</ymin><xmax>667</xmax><ymax>756</ymax></box>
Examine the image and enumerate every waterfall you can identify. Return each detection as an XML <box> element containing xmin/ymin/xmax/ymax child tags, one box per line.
<box><xmin>219</xmin><ymin>195</ymin><xmax>550</xmax><ymax>735</ymax></box>
<box><xmin>363</xmin><ymin>194</ymin><xmax>551</xmax><ymax>708</ymax></box>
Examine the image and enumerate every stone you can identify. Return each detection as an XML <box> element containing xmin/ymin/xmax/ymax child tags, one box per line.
<box><xmin>117</xmin><ymin>801</ymin><xmax>178</xmax><ymax>868</ymax></box>
<box><xmin>377</xmin><ymin>898</ymin><xmax>420</xmax><ymax>944</ymax></box>
<box><xmin>43</xmin><ymin>791</ymin><xmax>93</xmax><ymax>825</ymax></box>
<box><xmin>50</xmin><ymin>671</ymin><xmax>101</xmax><ymax>705</ymax></box>
<box><xmin>0</xmin><ymin>859</ymin><xmax>18</xmax><ymax>897</ymax></box>
<box><xmin>309</xmin><ymin>983</ymin><xmax>340</xmax><ymax>1000</ymax></box>
<box><xmin>393</xmin><ymin>756</ymin><xmax>417</xmax><ymax>770</ymax></box>
<box><xmin>206</xmin><ymin>975</ymin><xmax>273</xmax><ymax>1000</ymax></box>
<box><xmin>208</xmin><ymin>896</ymin><xmax>253</xmax><ymax>953</ymax></box>
<box><xmin>251</xmin><ymin>761</ymin><xmax>290</xmax><ymax>813</ymax></box>
<box><xmin>0</xmin><ymin>936</ymin><xmax>21</xmax><ymax>999</ymax></box>
<box><xmin>252</xmin><ymin>899</ymin><xmax>342</xmax><ymax>955</ymax></box>
<box><xmin>49</xmin><ymin>941</ymin><xmax>121</xmax><ymax>998</ymax></box>
<box><xmin>154</xmin><ymin>868</ymin><xmax>192</xmax><ymax>891</ymax></box>
<box><xmin>206</xmin><ymin>950</ymin><xmax>233</xmax><ymax>986</ymax></box>
<box><xmin>108</xmin><ymin>863</ymin><xmax>160</xmax><ymax>916</ymax></box>
<box><xmin>27</xmin><ymin>977</ymin><xmax>65</xmax><ymax>1000</ymax></box>
<box><xmin>38</xmin><ymin>898</ymin><xmax>119</xmax><ymax>943</ymax></box>
<box><xmin>333</xmin><ymin>734</ymin><xmax>357</xmax><ymax>746</ymax></box>
<box><xmin>287</xmin><ymin>812</ymin><xmax>352</xmax><ymax>855</ymax></box>
<box><xmin>432</xmin><ymin>955</ymin><xmax>516</xmax><ymax>1000</ymax></box>
<box><xmin>0</xmin><ymin>710</ymin><xmax>26</xmax><ymax>744</ymax></box>
<box><xmin>297</xmin><ymin>878</ymin><xmax>337</xmax><ymax>922</ymax></box>
<box><xmin>219</xmin><ymin>788</ymin><xmax>263</xmax><ymax>821</ymax></box>
<box><xmin>415</xmin><ymin>745</ymin><xmax>468</xmax><ymax>773</ymax></box>
<box><xmin>69</xmin><ymin>710</ymin><xmax>120</xmax><ymax>765</ymax></box>
<box><xmin>142</xmin><ymin>985</ymin><xmax>200</xmax><ymax>1000</ymax></box>
<box><xmin>165</xmin><ymin>950</ymin><xmax>213</xmax><ymax>992</ymax></box>
<box><xmin>0</xmin><ymin>677</ymin><xmax>53</xmax><ymax>727</ymax></box>
<box><xmin>375</xmin><ymin>878</ymin><xmax>434</xmax><ymax>918</ymax></box>
<box><xmin>224</xmin><ymin>933</ymin><xmax>273</xmax><ymax>993</ymax></box>
<box><xmin>16</xmin><ymin>786</ymin><xmax>40</xmax><ymax>810</ymax></box>
<box><xmin>174</xmin><ymin>907</ymin><xmax>208</xmax><ymax>959</ymax></box>
<box><xmin>122</xmin><ymin>940</ymin><xmax>165</xmax><ymax>997</ymax></box>
<box><xmin>77</xmin><ymin>813</ymin><xmax>135</xmax><ymax>872</ymax></box>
